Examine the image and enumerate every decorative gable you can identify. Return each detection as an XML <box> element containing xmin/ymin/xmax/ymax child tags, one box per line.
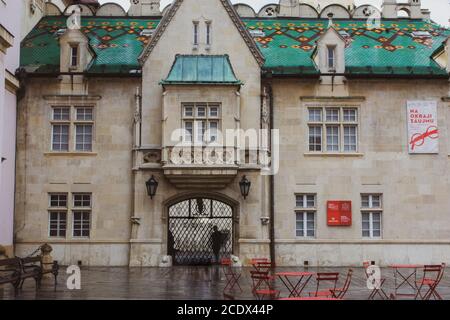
<box><xmin>138</xmin><ymin>0</ymin><xmax>264</xmax><ymax>66</ymax></box>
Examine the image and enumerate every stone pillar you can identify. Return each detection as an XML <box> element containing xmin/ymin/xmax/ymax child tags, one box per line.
<box><xmin>40</xmin><ymin>243</ymin><xmax>54</xmax><ymax>277</ymax></box>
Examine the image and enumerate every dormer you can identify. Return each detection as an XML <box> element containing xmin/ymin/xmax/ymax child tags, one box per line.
<box><xmin>128</xmin><ymin>0</ymin><xmax>162</xmax><ymax>16</ymax></box>
<box><xmin>432</xmin><ymin>37</ymin><xmax>450</xmax><ymax>74</ymax></box>
<box><xmin>314</xmin><ymin>26</ymin><xmax>346</xmax><ymax>75</ymax></box>
<box><xmin>59</xmin><ymin>28</ymin><xmax>93</xmax><ymax>73</ymax></box>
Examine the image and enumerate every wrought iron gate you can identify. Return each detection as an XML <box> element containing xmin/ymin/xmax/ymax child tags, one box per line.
<box><xmin>168</xmin><ymin>198</ymin><xmax>233</xmax><ymax>265</ymax></box>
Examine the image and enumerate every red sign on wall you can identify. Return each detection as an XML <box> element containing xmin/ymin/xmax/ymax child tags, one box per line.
<box><xmin>327</xmin><ymin>201</ymin><xmax>352</xmax><ymax>226</ymax></box>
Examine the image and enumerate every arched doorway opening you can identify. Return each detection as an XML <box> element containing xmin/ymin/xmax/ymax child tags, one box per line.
<box><xmin>168</xmin><ymin>197</ymin><xmax>234</xmax><ymax>265</ymax></box>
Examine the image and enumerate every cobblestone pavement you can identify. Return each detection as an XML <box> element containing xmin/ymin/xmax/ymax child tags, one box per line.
<box><xmin>1</xmin><ymin>266</ymin><xmax>449</xmax><ymax>300</ymax></box>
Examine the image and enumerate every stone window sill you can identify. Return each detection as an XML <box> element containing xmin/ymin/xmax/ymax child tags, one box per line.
<box><xmin>304</xmin><ymin>152</ymin><xmax>364</xmax><ymax>157</ymax></box>
<box><xmin>44</xmin><ymin>152</ymin><xmax>97</xmax><ymax>157</ymax></box>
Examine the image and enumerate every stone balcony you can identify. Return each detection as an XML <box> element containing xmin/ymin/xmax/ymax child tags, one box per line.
<box><xmin>161</xmin><ymin>146</ymin><xmax>239</xmax><ymax>189</ymax></box>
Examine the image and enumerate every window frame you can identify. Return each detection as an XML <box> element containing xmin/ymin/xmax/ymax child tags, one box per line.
<box><xmin>48</xmin><ymin>211</ymin><xmax>67</xmax><ymax>238</ymax></box>
<box><xmin>70</xmin><ymin>44</ymin><xmax>79</xmax><ymax>68</ymax></box>
<box><xmin>50</xmin><ymin>105</ymin><xmax>95</xmax><ymax>153</ymax></box>
<box><xmin>72</xmin><ymin>193</ymin><xmax>92</xmax><ymax>238</ymax></box>
<box><xmin>193</xmin><ymin>21</ymin><xmax>199</xmax><ymax>46</ymax></box>
<box><xmin>295</xmin><ymin>194</ymin><xmax>316</xmax><ymax>238</ymax></box>
<box><xmin>48</xmin><ymin>193</ymin><xmax>68</xmax><ymax>238</ymax></box>
<box><xmin>205</xmin><ymin>21</ymin><xmax>212</xmax><ymax>46</ymax></box>
<box><xmin>181</xmin><ymin>103</ymin><xmax>221</xmax><ymax>144</ymax></box>
<box><xmin>327</xmin><ymin>45</ymin><xmax>336</xmax><ymax>70</ymax></box>
<box><xmin>307</xmin><ymin>106</ymin><xmax>359</xmax><ymax>154</ymax></box>
<box><xmin>361</xmin><ymin>194</ymin><xmax>383</xmax><ymax>239</ymax></box>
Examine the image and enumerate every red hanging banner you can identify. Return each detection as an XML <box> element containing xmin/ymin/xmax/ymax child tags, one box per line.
<box><xmin>327</xmin><ymin>201</ymin><xmax>352</xmax><ymax>226</ymax></box>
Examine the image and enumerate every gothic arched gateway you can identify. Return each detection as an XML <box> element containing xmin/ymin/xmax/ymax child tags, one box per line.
<box><xmin>168</xmin><ymin>198</ymin><xmax>234</xmax><ymax>265</ymax></box>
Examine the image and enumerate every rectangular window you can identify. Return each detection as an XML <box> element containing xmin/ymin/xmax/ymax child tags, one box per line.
<box><xmin>344</xmin><ymin>125</ymin><xmax>357</xmax><ymax>152</ymax></box>
<box><xmin>308</xmin><ymin>108</ymin><xmax>322</xmax><ymax>122</ymax></box>
<box><xmin>73</xmin><ymin>193</ymin><xmax>91</xmax><ymax>238</ymax></box>
<box><xmin>196</xmin><ymin>120</ymin><xmax>206</xmax><ymax>143</ymax></box>
<box><xmin>326</xmin><ymin>108</ymin><xmax>339</xmax><ymax>122</ymax></box>
<box><xmin>361</xmin><ymin>194</ymin><xmax>382</xmax><ymax>239</ymax></box>
<box><xmin>48</xmin><ymin>193</ymin><xmax>68</xmax><ymax>238</ymax></box>
<box><xmin>51</xmin><ymin>105</ymin><xmax>94</xmax><ymax>152</ymax></box>
<box><xmin>50</xmin><ymin>194</ymin><xmax>67</xmax><ymax>208</ymax></box>
<box><xmin>326</xmin><ymin>126</ymin><xmax>339</xmax><ymax>152</ymax></box>
<box><xmin>327</xmin><ymin>46</ymin><xmax>336</xmax><ymax>70</ymax></box>
<box><xmin>53</xmin><ymin>107</ymin><xmax>70</xmax><ymax>121</ymax></box>
<box><xmin>76</xmin><ymin>107</ymin><xmax>93</xmax><ymax>121</ymax></box>
<box><xmin>296</xmin><ymin>212</ymin><xmax>315</xmax><ymax>238</ymax></box>
<box><xmin>206</xmin><ymin>22</ymin><xmax>212</xmax><ymax>45</ymax></box>
<box><xmin>193</xmin><ymin>22</ymin><xmax>199</xmax><ymax>45</ymax></box>
<box><xmin>184</xmin><ymin>121</ymin><xmax>193</xmax><ymax>142</ymax></box>
<box><xmin>308</xmin><ymin>126</ymin><xmax>322</xmax><ymax>151</ymax></box>
<box><xmin>343</xmin><ymin>108</ymin><xmax>357</xmax><ymax>122</ymax></box>
<box><xmin>208</xmin><ymin>121</ymin><xmax>219</xmax><ymax>142</ymax></box>
<box><xmin>184</xmin><ymin>105</ymin><xmax>194</xmax><ymax>117</ymax></box>
<box><xmin>74</xmin><ymin>193</ymin><xmax>91</xmax><ymax>208</ymax></box>
<box><xmin>73</xmin><ymin>211</ymin><xmax>90</xmax><ymax>238</ymax></box>
<box><xmin>52</xmin><ymin>124</ymin><xmax>69</xmax><ymax>151</ymax></box>
<box><xmin>307</xmin><ymin>107</ymin><xmax>358</xmax><ymax>153</ymax></box>
<box><xmin>75</xmin><ymin>124</ymin><xmax>93</xmax><ymax>151</ymax></box>
<box><xmin>295</xmin><ymin>194</ymin><xmax>316</xmax><ymax>238</ymax></box>
<box><xmin>49</xmin><ymin>212</ymin><xmax>67</xmax><ymax>237</ymax></box>
<box><xmin>70</xmin><ymin>45</ymin><xmax>78</xmax><ymax>67</ymax></box>
<box><xmin>182</xmin><ymin>103</ymin><xmax>221</xmax><ymax>144</ymax></box>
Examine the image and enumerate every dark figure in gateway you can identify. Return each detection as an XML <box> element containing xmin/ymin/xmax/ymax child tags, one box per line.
<box><xmin>211</xmin><ymin>225</ymin><xmax>223</xmax><ymax>264</ymax></box>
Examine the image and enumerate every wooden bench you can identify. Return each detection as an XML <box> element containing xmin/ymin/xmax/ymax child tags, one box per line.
<box><xmin>0</xmin><ymin>258</ymin><xmax>22</xmax><ymax>294</ymax></box>
<box><xmin>19</xmin><ymin>256</ymin><xmax>59</xmax><ymax>289</ymax></box>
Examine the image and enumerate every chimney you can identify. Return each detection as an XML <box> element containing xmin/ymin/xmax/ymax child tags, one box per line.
<box><xmin>381</xmin><ymin>0</ymin><xmax>397</xmax><ymax>19</ymax></box>
<box><xmin>128</xmin><ymin>0</ymin><xmax>161</xmax><ymax>16</ymax></box>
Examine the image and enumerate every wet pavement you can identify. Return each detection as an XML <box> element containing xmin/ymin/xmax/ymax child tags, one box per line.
<box><xmin>1</xmin><ymin>266</ymin><xmax>449</xmax><ymax>300</ymax></box>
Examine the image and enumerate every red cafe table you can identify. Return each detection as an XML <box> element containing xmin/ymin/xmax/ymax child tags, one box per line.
<box><xmin>275</xmin><ymin>271</ymin><xmax>315</xmax><ymax>298</ymax></box>
<box><xmin>390</xmin><ymin>264</ymin><xmax>423</xmax><ymax>297</ymax></box>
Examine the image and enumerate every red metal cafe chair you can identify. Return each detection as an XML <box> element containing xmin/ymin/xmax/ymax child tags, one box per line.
<box><xmin>250</xmin><ymin>270</ymin><xmax>280</xmax><ymax>300</ymax></box>
<box><xmin>363</xmin><ymin>261</ymin><xmax>389</xmax><ymax>300</ymax></box>
<box><xmin>221</xmin><ymin>258</ymin><xmax>242</xmax><ymax>293</ymax></box>
<box><xmin>330</xmin><ymin>269</ymin><xmax>353</xmax><ymax>299</ymax></box>
<box><xmin>415</xmin><ymin>263</ymin><xmax>446</xmax><ymax>300</ymax></box>
<box><xmin>309</xmin><ymin>272</ymin><xmax>340</xmax><ymax>298</ymax></box>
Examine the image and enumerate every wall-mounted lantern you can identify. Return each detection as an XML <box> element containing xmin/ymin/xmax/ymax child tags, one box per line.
<box><xmin>239</xmin><ymin>175</ymin><xmax>251</xmax><ymax>199</ymax></box>
<box><xmin>146</xmin><ymin>175</ymin><xmax>159</xmax><ymax>199</ymax></box>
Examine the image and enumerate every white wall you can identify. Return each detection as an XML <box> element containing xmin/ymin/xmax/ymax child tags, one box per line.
<box><xmin>0</xmin><ymin>0</ymin><xmax>22</xmax><ymax>253</ymax></box>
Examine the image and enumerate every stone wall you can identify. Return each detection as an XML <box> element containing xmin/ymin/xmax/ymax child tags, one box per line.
<box><xmin>272</xmin><ymin>78</ymin><xmax>450</xmax><ymax>266</ymax></box>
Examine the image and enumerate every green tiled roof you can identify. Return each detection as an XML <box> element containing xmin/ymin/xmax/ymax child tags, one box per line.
<box><xmin>21</xmin><ymin>16</ymin><xmax>450</xmax><ymax>76</ymax></box>
<box><xmin>21</xmin><ymin>16</ymin><xmax>159</xmax><ymax>73</ymax></box>
<box><xmin>161</xmin><ymin>55</ymin><xmax>241</xmax><ymax>85</ymax></box>
<box><xmin>243</xmin><ymin>19</ymin><xmax>450</xmax><ymax>76</ymax></box>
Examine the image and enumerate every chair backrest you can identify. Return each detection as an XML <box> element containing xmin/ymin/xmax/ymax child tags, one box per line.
<box><xmin>250</xmin><ymin>270</ymin><xmax>272</xmax><ymax>291</ymax></box>
<box><xmin>251</xmin><ymin>258</ymin><xmax>269</xmax><ymax>264</ymax></box>
<box><xmin>423</xmin><ymin>264</ymin><xmax>443</xmax><ymax>282</ymax></box>
<box><xmin>254</xmin><ymin>261</ymin><xmax>272</xmax><ymax>273</ymax></box>
<box><xmin>315</xmin><ymin>272</ymin><xmax>339</xmax><ymax>295</ymax></box>
<box><xmin>335</xmin><ymin>269</ymin><xmax>353</xmax><ymax>299</ymax></box>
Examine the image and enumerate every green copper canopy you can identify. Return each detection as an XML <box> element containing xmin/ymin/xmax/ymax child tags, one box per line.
<box><xmin>161</xmin><ymin>55</ymin><xmax>242</xmax><ymax>85</ymax></box>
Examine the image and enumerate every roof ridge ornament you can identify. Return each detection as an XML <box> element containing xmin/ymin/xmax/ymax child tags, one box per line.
<box><xmin>327</xmin><ymin>12</ymin><xmax>334</xmax><ymax>28</ymax></box>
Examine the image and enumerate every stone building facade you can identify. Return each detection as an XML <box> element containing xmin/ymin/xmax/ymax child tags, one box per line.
<box><xmin>14</xmin><ymin>0</ymin><xmax>450</xmax><ymax>267</ymax></box>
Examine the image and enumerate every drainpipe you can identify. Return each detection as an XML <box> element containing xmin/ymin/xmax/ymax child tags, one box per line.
<box><xmin>267</xmin><ymin>84</ymin><xmax>275</xmax><ymax>267</ymax></box>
